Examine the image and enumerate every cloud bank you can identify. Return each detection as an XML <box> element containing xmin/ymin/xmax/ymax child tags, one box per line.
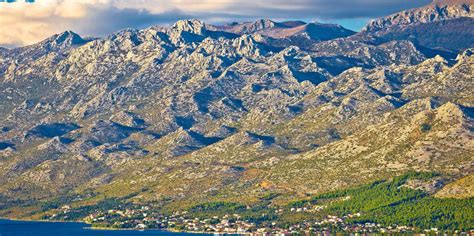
<box><xmin>0</xmin><ymin>0</ymin><xmax>431</xmax><ymax>48</ymax></box>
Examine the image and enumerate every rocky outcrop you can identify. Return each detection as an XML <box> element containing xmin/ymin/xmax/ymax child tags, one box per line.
<box><xmin>363</xmin><ymin>1</ymin><xmax>474</xmax><ymax>52</ymax></box>
<box><xmin>364</xmin><ymin>1</ymin><xmax>474</xmax><ymax>32</ymax></box>
<box><xmin>218</xmin><ymin>19</ymin><xmax>355</xmax><ymax>41</ymax></box>
<box><xmin>0</xmin><ymin>2</ymin><xmax>473</xmax><ymax>214</ymax></box>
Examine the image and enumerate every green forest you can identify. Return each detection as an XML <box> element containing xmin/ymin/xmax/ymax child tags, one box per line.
<box><xmin>308</xmin><ymin>172</ymin><xmax>473</xmax><ymax>230</ymax></box>
<box><xmin>39</xmin><ymin>172</ymin><xmax>473</xmax><ymax>232</ymax></box>
<box><xmin>187</xmin><ymin>172</ymin><xmax>474</xmax><ymax>231</ymax></box>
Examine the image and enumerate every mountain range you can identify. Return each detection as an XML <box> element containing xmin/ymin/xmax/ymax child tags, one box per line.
<box><xmin>0</xmin><ymin>0</ymin><xmax>472</xmax><ymax>221</ymax></box>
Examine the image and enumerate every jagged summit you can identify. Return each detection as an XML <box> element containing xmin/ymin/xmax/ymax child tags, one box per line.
<box><xmin>431</xmin><ymin>0</ymin><xmax>474</xmax><ymax>5</ymax></box>
<box><xmin>361</xmin><ymin>0</ymin><xmax>473</xmax><ymax>52</ymax></box>
<box><xmin>223</xmin><ymin>19</ymin><xmax>307</xmax><ymax>32</ymax></box>
<box><xmin>363</xmin><ymin>0</ymin><xmax>473</xmax><ymax>32</ymax></box>
<box><xmin>27</xmin><ymin>30</ymin><xmax>91</xmax><ymax>52</ymax></box>
<box><xmin>456</xmin><ymin>48</ymin><xmax>474</xmax><ymax>60</ymax></box>
<box><xmin>217</xmin><ymin>18</ymin><xmax>355</xmax><ymax>42</ymax></box>
<box><xmin>222</xmin><ymin>19</ymin><xmax>279</xmax><ymax>35</ymax></box>
<box><xmin>0</xmin><ymin>6</ymin><xmax>473</xmax><ymax>223</ymax></box>
<box><xmin>4</xmin><ymin>30</ymin><xmax>91</xmax><ymax>62</ymax></box>
<box><xmin>22</xmin><ymin>30</ymin><xmax>88</xmax><ymax>51</ymax></box>
<box><xmin>248</xmin><ymin>18</ymin><xmax>279</xmax><ymax>29</ymax></box>
<box><xmin>49</xmin><ymin>30</ymin><xmax>87</xmax><ymax>46</ymax></box>
<box><xmin>170</xmin><ymin>19</ymin><xmax>207</xmax><ymax>35</ymax></box>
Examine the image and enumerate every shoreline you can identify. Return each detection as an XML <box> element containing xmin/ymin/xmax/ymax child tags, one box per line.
<box><xmin>86</xmin><ymin>223</ymin><xmax>207</xmax><ymax>233</ymax></box>
<box><xmin>0</xmin><ymin>218</ymin><xmax>225</xmax><ymax>234</ymax></box>
<box><xmin>87</xmin><ymin>226</ymin><xmax>237</xmax><ymax>234</ymax></box>
<box><xmin>0</xmin><ymin>217</ymin><xmax>85</xmax><ymax>224</ymax></box>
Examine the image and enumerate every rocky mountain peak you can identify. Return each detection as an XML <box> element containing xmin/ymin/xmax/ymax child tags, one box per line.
<box><xmin>363</xmin><ymin>1</ymin><xmax>474</xmax><ymax>32</ymax></box>
<box><xmin>456</xmin><ymin>48</ymin><xmax>474</xmax><ymax>60</ymax></box>
<box><xmin>418</xmin><ymin>55</ymin><xmax>449</xmax><ymax>69</ymax></box>
<box><xmin>0</xmin><ymin>12</ymin><xmax>473</xmax><ymax>221</ymax></box>
<box><xmin>435</xmin><ymin>102</ymin><xmax>466</xmax><ymax>122</ymax></box>
<box><xmin>224</xmin><ymin>19</ymin><xmax>278</xmax><ymax>35</ymax></box>
<box><xmin>232</xmin><ymin>35</ymin><xmax>264</xmax><ymax>57</ymax></box>
<box><xmin>360</xmin><ymin>0</ymin><xmax>474</xmax><ymax>52</ymax></box>
<box><xmin>44</xmin><ymin>30</ymin><xmax>88</xmax><ymax>49</ymax></box>
<box><xmin>220</xmin><ymin>19</ymin><xmax>355</xmax><ymax>42</ymax></box>
<box><xmin>3</xmin><ymin>30</ymin><xmax>90</xmax><ymax>63</ymax></box>
<box><xmin>170</xmin><ymin>19</ymin><xmax>207</xmax><ymax>35</ymax></box>
<box><xmin>431</xmin><ymin>0</ymin><xmax>474</xmax><ymax>5</ymax></box>
<box><xmin>249</xmin><ymin>19</ymin><xmax>278</xmax><ymax>30</ymax></box>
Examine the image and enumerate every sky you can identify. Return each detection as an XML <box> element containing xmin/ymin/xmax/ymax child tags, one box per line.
<box><xmin>0</xmin><ymin>0</ymin><xmax>432</xmax><ymax>48</ymax></box>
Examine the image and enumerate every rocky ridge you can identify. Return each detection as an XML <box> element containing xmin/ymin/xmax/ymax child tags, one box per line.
<box><xmin>0</xmin><ymin>0</ymin><xmax>472</xmax><ymax>218</ymax></box>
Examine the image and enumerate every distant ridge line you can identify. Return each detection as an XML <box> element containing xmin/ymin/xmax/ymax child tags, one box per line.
<box><xmin>431</xmin><ymin>0</ymin><xmax>474</xmax><ymax>5</ymax></box>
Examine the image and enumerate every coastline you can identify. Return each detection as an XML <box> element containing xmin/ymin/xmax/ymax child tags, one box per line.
<box><xmin>0</xmin><ymin>217</ymin><xmax>85</xmax><ymax>224</ymax></box>
<box><xmin>0</xmin><ymin>218</ymin><xmax>221</xmax><ymax>234</ymax></box>
<box><xmin>87</xmin><ymin>226</ymin><xmax>233</xmax><ymax>234</ymax></box>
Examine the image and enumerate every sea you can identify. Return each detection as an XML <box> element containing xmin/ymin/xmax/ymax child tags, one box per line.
<box><xmin>0</xmin><ymin>219</ymin><xmax>214</xmax><ymax>236</ymax></box>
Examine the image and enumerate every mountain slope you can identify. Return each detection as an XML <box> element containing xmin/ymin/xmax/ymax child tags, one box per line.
<box><xmin>364</xmin><ymin>0</ymin><xmax>474</xmax><ymax>32</ymax></box>
<box><xmin>0</xmin><ymin>2</ymin><xmax>473</xmax><ymax>226</ymax></box>
<box><xmin>363</xmin><ymin>0</ymin><xmax>474</xmax><ymax>52</ymax></box>
<box><xmin>214</xmin><ymin>19</ymin><xmax>356</xmax><ymax>50</ymax></box>
<box><xmin>218</xmin><ymin>19</ymin><xmax>355</xmax><ymax>40</ymax></box>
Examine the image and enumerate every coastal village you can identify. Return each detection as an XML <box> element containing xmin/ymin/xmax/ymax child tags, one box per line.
<box><xmin>49</xmin><ymin>204</ymin><xmax>466</xmax><ymax>235</ymax></box>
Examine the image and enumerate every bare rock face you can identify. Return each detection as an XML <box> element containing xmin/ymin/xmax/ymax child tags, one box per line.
<box><xmin>0</xmin><ymin>1</ymin><xmax>473</xmax><ymax>214</ymax></box>
<box><xmin>218</xmin><ymin>19</ymin><xmax>355</xmax><ymax>40</ymax></box>
<box><xmin>403</xmin><ymin>178</ymin><xmax>446</xmax><ymax>194</ymax></box>
<box><xmin>215</xmin><ymin>19</ymin><xmax>355</xmax><ymax>50</ymax></box>
<box><xmin>435</xmin><ymin>174</ymin><xmax>474</xmax><ymax>198</ymax></box>
<box><xmin>110</xmin><ymin>111</ymin><xmax>146</xmax><ymax>129</ymax></box>
<box><xmin>171</xmin><ymin>19</ymin><xmax>207</xmax><ymax>35</ymax></box>
<box><xmin>362</xmin><ymin>1</ymin><xmax>474</xmax><ymax>52</ymax></box>
<box><xmin>7</xmin><ymin>31</ymin><xmax>92</xmax><ymax>63</ymax></box>
<box><xmin>221</xmin><ymin>19</ymin><xmax>278</xmax><ymax>35</ymax></box>
<box><xmin>364</xmin><ymin>1</ymin><xmax>474</xmax><ymax>32</ymax></box>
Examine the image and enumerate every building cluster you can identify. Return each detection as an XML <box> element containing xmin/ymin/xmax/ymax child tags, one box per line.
<box><xmin>75</xmin><ymin>204</ymin><xmax>454</xmax><ymax>234</ymax></box>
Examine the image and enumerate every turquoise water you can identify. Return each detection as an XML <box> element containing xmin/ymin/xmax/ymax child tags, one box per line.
<box><xmin>0</xmin><ymin>219</ymin><xmax>212</xmax><ymax>236</ymax></box>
